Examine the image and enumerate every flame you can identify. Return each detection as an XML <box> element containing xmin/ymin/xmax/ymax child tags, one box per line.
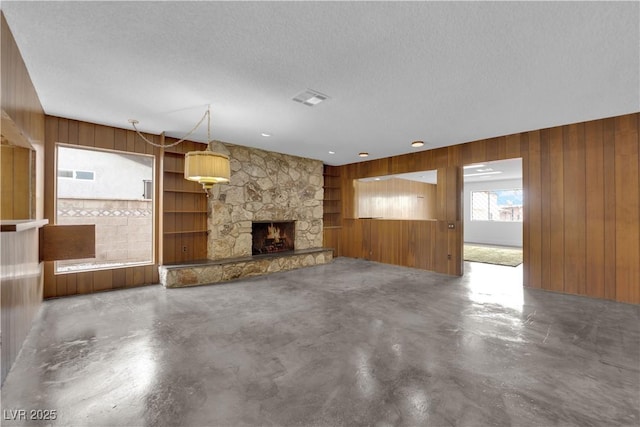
<box><xmin>267</xmin><ymin>224</ymin><xmax>281</xmax><ymax>242</ymax></box>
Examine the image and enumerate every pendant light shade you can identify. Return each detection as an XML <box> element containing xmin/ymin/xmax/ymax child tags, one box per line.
<box><xmin>184</xmin><ymin>151</ymin><xmax>230</xmax><ymax>189</ymax></box>
<box><xmin>129</xmin><ymin>105</ymin><xmax>231</xmax><ymax>191</ymax></box>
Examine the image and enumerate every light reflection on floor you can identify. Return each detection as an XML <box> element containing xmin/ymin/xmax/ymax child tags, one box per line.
<box><xmin>465</xmin><ymin>261</ymin><xmax>524</xmax><ymax>312</ymax></box>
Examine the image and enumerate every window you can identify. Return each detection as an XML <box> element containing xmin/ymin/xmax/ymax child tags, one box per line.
<box><xmin>471</xmin><ymin>189</ymin><xmax>523</xmax><ymax>222</ymax></box>
<box><xmin>143</xmin><ymin>180</ymin><xmax>153</xmax><ymax>200</ymax></box>
<box><xmin>57</xmin><ymin>169</ymin><xmax>94</xmax><ymax>180</ymax></box>
<box><xmin>56</xmin><ymin>145</ymin><xmax>154</xmax><ymax>273</ymax></box>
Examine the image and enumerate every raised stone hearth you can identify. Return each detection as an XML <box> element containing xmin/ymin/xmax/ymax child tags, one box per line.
<box><xmin>159</xmin><ymin>248</ymin><xmax>333</xmax><ymax>288</ymax></box>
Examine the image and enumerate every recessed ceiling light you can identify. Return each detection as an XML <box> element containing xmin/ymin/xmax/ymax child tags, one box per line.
<box><xmin>374</xmin><ymin>178</ymin><xmax>381</xmax><ymax>181</ymax></box>
<box><xmin>411</xmin><ymin>140</ymin><xmax>425</xmax><ymax>148</ymax></box>
<box><xmin>359</xmin><ymin>152</ymin><xmax>369</xmax><ymax>158</ymax></box>
<box><xmin>463</xmin><ymin>164</ymin><xmax>485</xmax><ymax>169</ymax></box>
<box><xmin>328</xmin><ymin>151</ymin><xmax>335</xmax><ymax>155</ymax></box>
<box><xmin>261</xmin><ymin>133</ymin><xmax>271</xmax><ymax>137</ymax></box>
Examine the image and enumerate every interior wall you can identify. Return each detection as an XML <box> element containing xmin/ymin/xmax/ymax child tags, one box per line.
<box><xmin>335</xmin><ymin>113</ymin><xmax>640</xmax><ymax>304</ymax></box>
<box><xmin>1</xmin><ymin>12</ymin><xmax>45</xmax><ymax>220</ymax></box>
<box><xmin>355</xmin><ymin>178</ymin><xmax>437</xmax><ymax>220</ymax></box>
<box><xmin>464</xmin><ymin>178</ymin><xmax>523</xmax><ymax>247</ymax></box>
<box><xmin>0</xmin><ymin>12</ymin><xmax>46</xmax><ymax>384</ymax></box>
<box><xmin>1</xmin><ymin>144</ymin><xmax>32</xmax><ymax>219</ymax></box>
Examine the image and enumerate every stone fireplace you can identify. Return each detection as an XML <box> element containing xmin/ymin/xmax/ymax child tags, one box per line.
<box><xmin>207</xmin><ymin>142</ymin><xmax>324</xmax><ymax>260</ymax></box>
<box><xmin>159</xmin><ymin>142</ymin><xmax>333</xmax><ymax>288</ymax></box>
<box><xmin>252</xmin><ymin>221</ymin><xmax>295</xmax><ymax>255</ymax></box>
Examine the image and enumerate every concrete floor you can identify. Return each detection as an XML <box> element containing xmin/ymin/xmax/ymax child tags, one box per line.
<box><xmin>1</xmin><ymin>258</ymin><xmax>639</xmax><ymax>426</ymax></box>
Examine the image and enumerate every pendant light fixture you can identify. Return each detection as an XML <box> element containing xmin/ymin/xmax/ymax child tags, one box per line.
<box><xmin>183</xmin><ymin>106</ymin><xmax>230</xmax><ymax>189</ymax></box>
<box><xmin>129</xmin><ymin>105</ymin><xmax>230</xmax><ymax>191</ymax></box>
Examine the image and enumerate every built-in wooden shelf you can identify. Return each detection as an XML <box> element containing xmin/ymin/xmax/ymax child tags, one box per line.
<box><xmin>323</xmin><ymin>165</ymin><xmax>342</xmax><ymax>256</ymax></box>
<box><xmin>162</xmin><ymin>142</ymin><xmax>209</xmax><ymax>263</ymax></box>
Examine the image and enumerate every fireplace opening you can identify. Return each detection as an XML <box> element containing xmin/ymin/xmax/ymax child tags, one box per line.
<box><xmin>252</xmin><ymin>221</ymin><xmax>295</xmax><ymax>255</ymax></box>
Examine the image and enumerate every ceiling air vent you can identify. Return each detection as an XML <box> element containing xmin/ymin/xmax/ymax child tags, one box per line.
<box><xmin>292</xmin><ymin>89</ymin><xmax>328</xmax><ymax>106</ymax></box>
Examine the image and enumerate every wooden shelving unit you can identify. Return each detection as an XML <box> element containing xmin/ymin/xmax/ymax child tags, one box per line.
<box><xmin>162</xmin><ymin>142</ymin><xmax>209</xmax><ymax>263</ymax></box>
<box><xmin>323</xmin><ymin>165</ymin><xmax>342</xmax><ymax>255</ymax></box>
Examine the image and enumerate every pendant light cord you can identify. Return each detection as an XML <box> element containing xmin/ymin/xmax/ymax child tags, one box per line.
<box><xmin>129</xmin><ymin>106</ymin><xmax>211</xmax><ymax>149</ymax></box>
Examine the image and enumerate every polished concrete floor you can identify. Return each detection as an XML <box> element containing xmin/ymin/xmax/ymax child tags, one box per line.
<box><xmin>2</xmin><ymin>258</ymin><xmax>639</xmax><ymax>426</ymax></box>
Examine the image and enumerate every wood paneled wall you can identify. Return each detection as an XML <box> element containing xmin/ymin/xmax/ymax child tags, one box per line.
<box><xmin>43</xmin><ymin>116</ymin><xmax>162</xmax><ymax>298</ymax></box>
<box><xmin>1</xmin><ymin>13</ymin><xmax>44</xmax><ymax>149</ymax></box>
<box><xmin>2</xmin><ymin>12</ymin><xmax>45</xmax><ymax>220</ymax></box>
<box><xmin>334</xmin><ymin>113</ymin><xmax>639</xmax><ymax>304</ymax></box>
<box><xmin>355</xmin><ymin>178</ymin><xmax>436</xmax><ymax>220</ymax></box>
<box><xmin>1</xmin><ymin>13</ymin><xmax>46</xmax><ymax>384</ymax></box>
<box><xmin>1</xmin><ymin>144</ymin><xmax>32</xmax><ymax>219</ymax></box>
<box><xmin>343</xmin><ymin>219</ymin><xmax>438</xmax><ymax>270</ymax></box>
<box><xmin>1</xmin><ymin>225</ymin><xmax>43</xmax><ymax>383</ymax></box>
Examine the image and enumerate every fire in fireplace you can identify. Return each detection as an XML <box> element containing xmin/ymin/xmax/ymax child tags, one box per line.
<box><xmin>252</xmin><ymin>221</ymin><xmax>295</xmax><ymax>255</ymax></box>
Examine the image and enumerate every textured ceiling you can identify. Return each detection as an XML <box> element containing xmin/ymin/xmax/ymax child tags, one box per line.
<box><xmin>2</xmin><ymin>1</ymin><xmax>638</xmax><ymax>166</ymax></box>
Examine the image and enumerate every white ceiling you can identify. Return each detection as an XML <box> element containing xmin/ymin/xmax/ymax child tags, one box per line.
<box><xmin>2</xmin><ymin>1</ymin><xmax>638</xmax><ymax>166</ymax></box>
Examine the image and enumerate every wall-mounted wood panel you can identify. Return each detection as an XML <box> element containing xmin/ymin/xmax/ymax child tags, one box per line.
<box><xmin>332</xmin><ymin>112</ymin><xmax>640</xmax><ymax>304</ymax></box>
<box><xmin>1</xmin><ymin>12</ymin><xmax>47</xmax><ymax>385</ymax></box>
<box><xmin>43</xmin><ymin>116</ymin><xmax>162</xmax><ymax>298</ymax></box>
<box><xmin>354</xmin><ymin>178</ymin><xmax>436</xmax><ymax>220</ymax></box>
<box><xmin>39</xmin><ymin>224</ymin><xmax>95</xmax><ymax>261</ymax></box>
<box><xmin>1</xmin><ymin>13</ymin><xmax>44</xmax><ymax>150</ymax></box>
<box><xmin>1</xmin><ymin>226</ymin><xmax>43</xmax><ymax>384</ymax></box>
<box><xmin>341</xmin><ymin>219</ymin><xmax>438</xmax><ymax>271</ymax></box>
<box><xmin>0</xmin><ymin>144</ymin><xmax>31</xmax><ymax>219</ymax></box>
<box><xmin>613</xmin><ymin>115</ymin><xmax>640</xmax><ymax>304</ymax></box>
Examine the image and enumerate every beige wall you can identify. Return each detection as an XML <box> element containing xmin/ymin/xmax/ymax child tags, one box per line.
<box><xmin>56</xmin><ymin>199</ymin><xmax>152</xmax><ymax>270</ymax></box>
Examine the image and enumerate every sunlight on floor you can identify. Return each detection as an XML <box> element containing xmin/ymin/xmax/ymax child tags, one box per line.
<box><xmin>465</xmin><ymin>261</ymin><xmax>524</xmax><ymax>312</ymax></box>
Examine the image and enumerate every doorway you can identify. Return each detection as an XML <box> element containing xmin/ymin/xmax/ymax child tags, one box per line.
<box><xmin>462</xmin><ymin>158</ymin><xmax>523</xmax><ymax>275</ymax></box>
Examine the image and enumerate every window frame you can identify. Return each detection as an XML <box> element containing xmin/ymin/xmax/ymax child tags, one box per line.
<box><xmin>470</xmin><ymin>188</ymin><xmax>523</xmax><ymax>223</ymax></box>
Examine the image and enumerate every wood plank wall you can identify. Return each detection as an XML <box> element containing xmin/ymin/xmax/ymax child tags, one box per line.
<box><xmin>355</xmin><ymin>178</ymin><xmax>437</xmax><ymax>220</ymax></box>
<box><xmin>1</xmin><ymin>226</ymin><xmax>43</xmax><ymax>383</ymax></box>
<box><xmin>333</xmin><ymin>113</ymin><xmax>640</xmax><ymax>304</ymax></box>
<box><xmin>1</xmin><ymin>12</ymin><xmax>46</xmax><ymax>384</ymax></box>
<box><xmin>1</xmin><ymin>13</ymin><xmax>44</xmax><ymax>150</ymax></box>
<box><xmin>1</xmin><ymin>144</ymin><xmax>32</xmax><ymax>219</ymax></box>
<box><xmin>43</xmin><ymin>116</ymin><xmax>163</xmax><ymax>298</ymax></box>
